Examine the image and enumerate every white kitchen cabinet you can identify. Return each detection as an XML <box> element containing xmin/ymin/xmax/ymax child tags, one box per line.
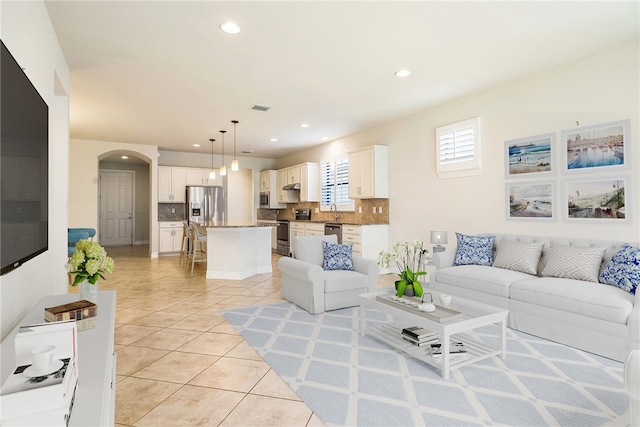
<box><xmin>158</xmin><ymin>166</ymin><xmax>187</xmax><ymax>202</ymax></box>
<box><xmin>299</xmin><ymin>163</ymin><xmax>320</xmax><ymax>202</ymax></box>
<box><xmin>287</xmin><ymin>166</ymin><xmax>301</xmax><ymax>185</ymax></box>
<box><xmin>342</xmin><ymin>224</ymin><xmax>388</xmax><ymax>260</ymax></box>
<box><xmin>289</xmin><ymin>221</ymin><xmax>325</xmax><ymax>255</ymax></box>
<box><xmin>186</xmin><ymin>167</ymin><xmax>223</xmax><ymax>187</ymax></box>
<box><xmin>259</xmin><ymin>170</ymin><xmax>271</xmax><ymax>191</ymax></box>
<box><xmin>159</xmin><ymin>221</ymin><xmax>183</xmax><ymax>253</ymax></box>
<box><xmin>276</xmin><ymin>163</ymin><xmax>319</xmax><ymax>203</ymax></box>
<box><xmin>348</xmin><ymin>145</ymin><xmax>388</xmax><ymax>199</ymax></box>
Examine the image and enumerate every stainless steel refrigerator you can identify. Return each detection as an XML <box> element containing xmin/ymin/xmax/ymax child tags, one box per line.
<box><xmin>186</xmin><ymin>186</ymin><xmax>225</xmax><ymax>226</ymax></box>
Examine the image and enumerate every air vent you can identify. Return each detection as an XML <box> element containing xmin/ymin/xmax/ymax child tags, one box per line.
<box><xmin>251</xmin><ymin>104</ymin><xmax>271</xmax><ymax>112</ymax></box>
<box><xmin>242</xmin><ymin>149</ymin><xmax>254</xmax><ymax>154</ymax></box>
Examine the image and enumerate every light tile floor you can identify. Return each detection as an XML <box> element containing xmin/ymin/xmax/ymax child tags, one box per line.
<box><xmin>69</xmin><ymin>245</ymin><xmax>393</xmax><ymax>426</ymax></box>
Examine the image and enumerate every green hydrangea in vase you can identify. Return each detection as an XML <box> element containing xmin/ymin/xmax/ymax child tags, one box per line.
<box><xmin>66</xmin><ymin>239</ymin><xmax>115</xmax><ymax>303</ymax></box>
<box><xmin>377</xmin><ymin>240</ymin><xmax>428</xmax><ymax>297</ymax></box>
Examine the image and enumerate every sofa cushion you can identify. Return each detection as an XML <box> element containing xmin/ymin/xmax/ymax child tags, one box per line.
<box><xmin>599</xmin><ymin>243</ymin><xmax>640</xmax><ymax>295</ymax></box>
<box><xmin>322</xmin><ymin>241</ymin><xmax>354</xmax><ymax>271</ymax></box>
<box><xmin>541</xmin><ymin>243</ymin><xmax>606</xmax><ymax>283</ymax></box>
<box><xmin>453</xmin><ymin>233</ymin><xmax>496</xmax><ymax>266</ymax></box>
<box><xmin>493</xmin><ymin>239</ymin><xmax>544</xmax><ymax>275</ymax></box>
<box><xmin>294</xmin><ymin>234</ymin><xmax>338</xmax><ymax>266</ymax></box>
<box><xmin>323</xmin><ymin>270</ymin><xmax>368</xmax><ymax>293</ymax></box>
<box><xmin>433</xmin><ymin>265</ymin><xmax>534</xmax><ymax>298</ymax></box>
<box><xmin>510</xmin><ymin>277</ymin><xmax>634</xmax><ymax>324</ymax></box>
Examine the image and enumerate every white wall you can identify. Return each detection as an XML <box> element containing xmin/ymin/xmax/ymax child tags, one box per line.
<box><xmin>0</xmin><ymin>1</ymin><xmax>70</xmax><ymax>340</ymax></box>
<box><xmin>69</xmin><ymin>140</ymin><xmax>158</xmax><ymax>254</ymax></box>
<box><xmin>278</xmin><ymin>41</ymin><xmax>640</xmax><ymax>247</ymax></box>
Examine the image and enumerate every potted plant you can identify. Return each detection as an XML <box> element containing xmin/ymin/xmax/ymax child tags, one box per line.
<box><xmin>66</xmin><ymin>239</ymin><xmax>115</xmax><ymax>302</ymax></box>
<box><xmin>377</xmin><ymin>240</ymin><xmax>428</xmax><ymax>297</ymax></box>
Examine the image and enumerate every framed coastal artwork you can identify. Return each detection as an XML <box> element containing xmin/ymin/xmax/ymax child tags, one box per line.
<box><xmin>563</xmin><ymin>177</ymin><xmax>628</xmax><ymax>222</ymax></box>
<box><xmin>505</xmin><ymin>133</ymin><xmax>555</xmax><ymax>178</ymax></box>
<box><xmin>506</xmin><ymin>181</ymin><xmax>555</xmax><ymax>221</ymax></box>
<box><xmin>561</xmin><ymin>119</ymin><xmax>630</xmax><ymax>174</ymax></box>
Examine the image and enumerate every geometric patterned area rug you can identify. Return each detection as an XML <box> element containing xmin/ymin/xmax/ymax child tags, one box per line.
<box><xmin>221</xmin><ymin>302</ymin><xmax>629</xmax><ymax>427</ymax></box>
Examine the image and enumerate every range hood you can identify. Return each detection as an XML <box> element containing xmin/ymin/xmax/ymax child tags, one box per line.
<box><xmin>282</xmin><ymin>183</ymin><xmax>300</xmax><ymax>191</ymax></box>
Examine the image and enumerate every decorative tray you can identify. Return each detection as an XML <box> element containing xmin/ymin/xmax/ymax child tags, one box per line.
<box><xmin>375</xmin><ymin>294</ymin><xmax>463</xmax><ymax>323</ymax></box>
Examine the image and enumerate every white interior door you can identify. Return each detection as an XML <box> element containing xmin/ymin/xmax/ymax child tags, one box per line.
<box><xmin>100</xmin><ymin>171</ymin><xmax>133</xmax><ymax>246</ymax></box>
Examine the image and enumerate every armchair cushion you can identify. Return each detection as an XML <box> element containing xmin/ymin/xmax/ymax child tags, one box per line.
<box><xmin>322</xmin><ymin>241</ymin><xmax>354</xmax><ymax>271</ymax></box>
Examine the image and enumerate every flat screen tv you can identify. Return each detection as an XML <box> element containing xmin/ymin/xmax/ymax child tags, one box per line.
<box><xmin>1</xmin><ymin>40</ymin><xmax>49</xmax><ymax>275</ymax></box>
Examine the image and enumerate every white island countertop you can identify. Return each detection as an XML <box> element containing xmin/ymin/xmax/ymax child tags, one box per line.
<box><xmin>202</xmin><ymin>224</ymin><xmax>273</xmax><ymax>279</ymax></box>
<box><xmin>197</xmin><ymin>221</ymin><xmax>274</xmax><ymax>228</ymax></box>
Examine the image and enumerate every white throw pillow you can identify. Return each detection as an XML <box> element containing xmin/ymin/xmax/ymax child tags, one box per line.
<box><xmin>541</xmin><ymin>243</ymin><xmax>606</xmax><ymax>282</ymax></box>
<box><xmin>493</xmin><ymin>239</ymin><xmax>544</xmax><ymax>275</ymax></box>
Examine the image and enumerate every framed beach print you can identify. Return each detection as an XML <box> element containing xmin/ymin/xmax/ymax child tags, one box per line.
<box><xmin>506</xmin><ymin>181</ymin><xmax>555</xmax><ymax>221</ymax></box>
<box><xmin>563</xmin><ymin>177</ymin><xmax>628</xmax><ymax>222</ymax></box>
<box><xmin>505</xmin><ymin>133</ymin><xmax>555</xmax><ymax>178</ymax></box>
<box><xmin>561</xmin><ymin>119</ymin><xmax>630</xmax><ymax>173</ymax></box>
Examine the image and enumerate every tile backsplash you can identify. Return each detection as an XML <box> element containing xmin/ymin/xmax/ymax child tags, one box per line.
<box><xmin>276</xmin><ymin>199</ymin><xmax>389</xmax><ymax>224</ymax></box>
<box><xmin>158</xmin><ymin>203</ymin><xmax>185</xmax><ymax>221</ymax></box>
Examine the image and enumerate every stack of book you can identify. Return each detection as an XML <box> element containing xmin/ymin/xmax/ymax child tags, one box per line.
<box><xmin>430</xmin><ymin>341</ymin><xmax>469</xmax><ymax>361</ymax></box>
<box><xmin>45</xmin><ymin>300</ymin><xmax>97</xmax><ymax>331</ymax></box>
<box><xmin>401</xmin><ymin>326</ymin><xmax>439</xmax><ymax>347</ymax></box>
<box><xmin>0</xmin><ymin>357</ymin><xmax>78</xmax><ymax>426</ymax></box>
<box><xmin>0</xmin><ymin>320</ymin><xmax>78</xmax><ymax>426</ymax></box>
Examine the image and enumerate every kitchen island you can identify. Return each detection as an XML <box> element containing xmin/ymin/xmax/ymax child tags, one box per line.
<box><xmin>199</xmin><ymin>222</ymin><xmax>274</xmax><ymax>280</ymax></box>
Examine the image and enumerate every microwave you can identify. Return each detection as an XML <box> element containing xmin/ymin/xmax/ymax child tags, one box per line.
<box><xmin>259</xmin><ymin>191</ymin><xmax>270</xmax><ymax>208</ymax></box>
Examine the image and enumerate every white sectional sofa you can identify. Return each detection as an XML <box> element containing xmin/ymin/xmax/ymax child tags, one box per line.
<box><xmin>430</xmin><ymin>234</ymin><xmax>639</xmax><ymax>362</ymax></box>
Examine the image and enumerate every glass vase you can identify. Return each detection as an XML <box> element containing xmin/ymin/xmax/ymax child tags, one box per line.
<box><xmin>79</xmin><ymin>279</ymin><xmax>98</xmax><ymax>304</ymax></box>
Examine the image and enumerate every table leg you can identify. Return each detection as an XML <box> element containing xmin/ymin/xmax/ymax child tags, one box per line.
<box><xmin>442</xmin><ymin>331</ymin><xmax>450</xmax><ymax>380</ymax></box>
<box><xmin>500</xmin><ymin>317</ymin><xmax>507</xmax><ymax>359</ymax></box>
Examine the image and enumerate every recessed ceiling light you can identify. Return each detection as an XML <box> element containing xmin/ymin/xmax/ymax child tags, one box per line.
<box><xmin>121</xmin><ymin>156</ymin><xmax>128</xmax><ymax>159</ymax></box>
<box><xmin>270</xmin><ymin>138</ymin><xmax>278</xmax><ymax>142</ymax></box>
<box><xmin>321</xmin><ymin>137</ymin><xmax>328</xmax><ymax>141</ymax></box>
<box><xmin>193</xmin><ymin>143</ymin><xmax>200</xmax><ymax>147</ymax></box>
<box><xmin>394</xmin><ymin>69</ymin><xmax>411</xmax><ymax>77</ymax></box>
<box><xmin>300</xmin><ymin>123</ymin><xmax>310</xmax><ymax>128</ymax></box>
<box><xmin>220</xmin><ymin>22</ymin><xmax>241</xmax><ymax>34</ymax></box>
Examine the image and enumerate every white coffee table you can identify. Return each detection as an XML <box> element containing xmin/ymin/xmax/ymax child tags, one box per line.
<box><xmin>359</xmin><ymin>288</ymin><xmax>508</xmax><ymax>379</ymax></box>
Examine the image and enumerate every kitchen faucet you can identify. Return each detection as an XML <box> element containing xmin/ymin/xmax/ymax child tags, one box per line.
<box><xmin>330</xmin><ymin>203</ymin><xmax>339</xmax><ymax>222</ymax></box>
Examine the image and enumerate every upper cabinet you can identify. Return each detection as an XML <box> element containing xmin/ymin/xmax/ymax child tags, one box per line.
<box><xmin>276</xmin><ymin>162</ymin><xmax>319</xmax><ymax>203</ymax></box>
<box><xmin>158</xmin><ymin>166</ymin><xmax>187</xmax><ymax>202</ymax></box>
<box><xmin>260</xmin><ymin>170</ymin><xmax>286</xmax><ymax>208</ymax></box>
<box><xmin>348</xmin><ymin>145</ymin><xmax>389</xmax><ymax>199</ymax></box>
<box><xmin>186</xmin><ymin>167</ymin><xmax>223</xmax><ymax>187</ymax></box>
<box><xmin>259</xmin><ymin>170</ymin><xmax>271</xmax><ymax>191</ymax></box>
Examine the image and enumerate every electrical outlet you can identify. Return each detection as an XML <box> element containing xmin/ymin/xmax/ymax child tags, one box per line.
<box><xmin>372</xmin><ymin>207</ymin><xmax>376</xmax><ymax>214</ymax></box>
<box><xmin>379</xmin><ymin>206</ymin><xmax>383</xmax><ymax>214</ymax></box>
<box><xmin>171</xmin><ymin>208</ymin><xmax>176</xmax><ymax>213</ymax></box>
<box><xmin>315</xmin><ymin>208</ymin><xmax>319</xmax><ymax>213</ymax></box>
<box><xmin>358</xmin><ymin>206</ymin><xmax>362</xmax><ymax>214</ymax></box>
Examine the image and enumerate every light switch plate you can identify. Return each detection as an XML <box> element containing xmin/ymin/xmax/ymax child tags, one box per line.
<box><xmin>358</xmin><ymin>206</ymin><xmax>362</xmax><ymax>214</ymax></box>
<box><xmin>379</xmin><ymin>206</ymin><xmax>383</xmax><ymax>214</ymax></box>
<box><xmin>315</xmin><ymin>208</ymin><xmax>319</xmax><ymax>213</ymax></box>
<box><xmin>372</xmin><ymin>207</ymin><xmax>376</xmax><ymax>214</ymax></box>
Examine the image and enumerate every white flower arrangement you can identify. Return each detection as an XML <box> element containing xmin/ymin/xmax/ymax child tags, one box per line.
<box><xmin>66</xmin><ymin>239</ymin><xmax>115</xmax><ymax>286</ymax></box>
<box><xmin>377</xmin><ymin>240</ymin><xmax>428</xmax><ymax>297</ymax></box>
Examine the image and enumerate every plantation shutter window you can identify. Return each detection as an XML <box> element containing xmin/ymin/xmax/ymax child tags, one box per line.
<box><xmin>320</xmin><ymin>156</ymin><xmax>354</xmax><ymax>211</ymax></box>
<box><xmin>436</xmin><ymin>117</ymin><xmax>482</xmax><ymax>179</ymax></box>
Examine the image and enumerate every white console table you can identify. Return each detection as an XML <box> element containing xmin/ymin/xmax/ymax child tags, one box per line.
<box><xmin>0</xmin><ymin>290</ymin><xmax>117</xmax><ymax>426</ymax></box>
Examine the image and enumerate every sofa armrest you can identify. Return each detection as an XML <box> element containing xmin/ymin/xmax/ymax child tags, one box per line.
<box><xmin>353</xmin><ymin>257</ymin><xmax>380</xmax><ymax>292</ymax></box>
<box><xmin>277</xmin><ymin>257</ymin><xmax>325</xmax><ymax>314</ymax></box>
<box><xmin>433</xmin><ymin>249</ymin><xmax>456</xmax><ymax>269</ymax></box>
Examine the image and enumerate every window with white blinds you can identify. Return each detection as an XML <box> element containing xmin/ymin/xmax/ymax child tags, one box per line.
<box><xmin>320</xmin><ymin>156</ymin><xmax>354</xmax><ymax>211</ymax></box>
<box><xmin>436</xmin><ymin>117</ymin><xmax>482</xmax><ymax>179</ymax></box>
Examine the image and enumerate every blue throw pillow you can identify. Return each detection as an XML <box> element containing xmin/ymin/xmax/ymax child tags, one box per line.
<box><xmin>322</xmin><ymin>241</ymin><xmax>354</xmax><ymax>271</ymax></box>
<box><xmin>599</xmin><ymin>244</ymin><xmax>639</xmax><ymax>295</ymax></box>
<box><xmin>453</xmin><ymin>233</ymin><xmax>496</xmax><ymax>266</ymax></box>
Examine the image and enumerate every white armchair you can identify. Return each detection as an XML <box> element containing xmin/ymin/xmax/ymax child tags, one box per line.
<box><xmin>278</xmin><ymin>234</ymin><xmax>379</xmax><ymax>314</ymax></box>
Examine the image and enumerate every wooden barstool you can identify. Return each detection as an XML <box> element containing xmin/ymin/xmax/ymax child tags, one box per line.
<box><xmin>189</xmin><ymin>223</ymin><xmax>207</xmax><ymax>276</ymax></box>
<box><xmin>179</xmin><ymin>221</ymin><xmax>191</xmax><ymax>266</ymax></box>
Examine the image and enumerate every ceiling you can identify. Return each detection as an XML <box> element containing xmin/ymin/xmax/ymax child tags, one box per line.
<box><xmin>45</xmin><ymin>1</ymin><xmax>639</xmax><ymax>160</ymax></box>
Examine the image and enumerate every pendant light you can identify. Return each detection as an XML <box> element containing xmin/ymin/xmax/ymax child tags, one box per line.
<box><xmin>219</xmin><ymin>130</ymin><xmax>227</xmax><ymax>176</ymax></box>
<box><xmin>231</xmin><ymin>120</ymin><xmax>239</xmax><ymax>171</ymax></box>
<box><xmin>208</xmin><ymin>138</ymin><xmax>216</xmax><ymax>179</ymax></box>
